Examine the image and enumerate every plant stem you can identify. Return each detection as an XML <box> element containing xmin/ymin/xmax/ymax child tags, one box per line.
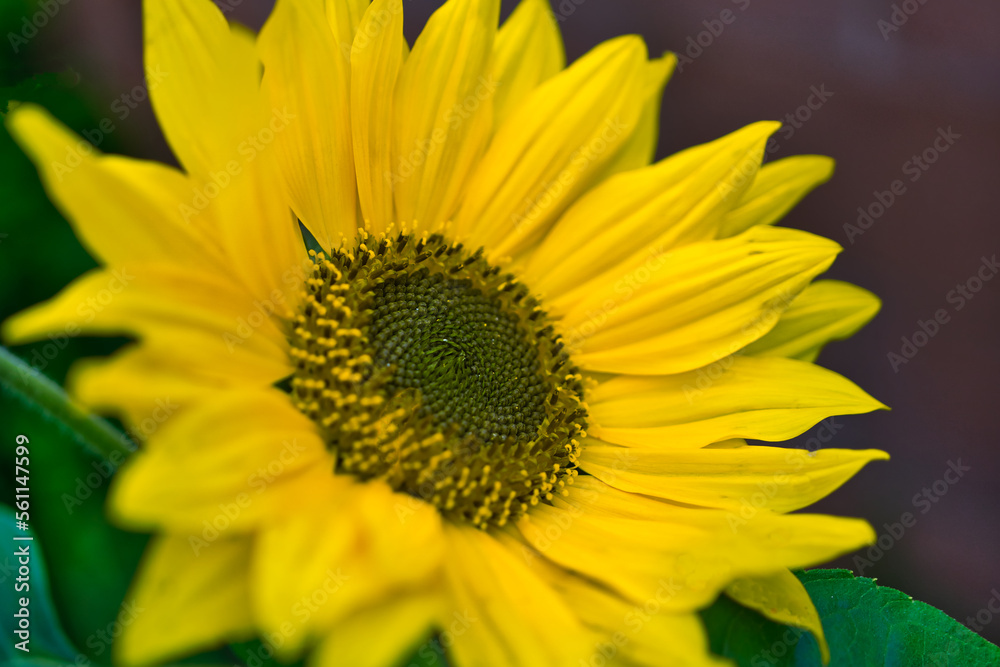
<box><xmin>0</xmin><ymin>345</ymin><xmax>133</xmax><ymax>459</ymax></box>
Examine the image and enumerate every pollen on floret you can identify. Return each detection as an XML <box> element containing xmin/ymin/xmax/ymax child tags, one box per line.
<box><xmin>286</xmin><ymin>232</ymin><xmax>587</xmax><ymax>529</ymax></box>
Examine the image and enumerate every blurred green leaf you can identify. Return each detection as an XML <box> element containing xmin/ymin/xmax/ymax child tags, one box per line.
<box><xmin>701</xmin><ymin>569</ymin><xmax>1000</xmax><ymax>666</ymax></box>
<box><xmin>701</xmin><ymin>590</ymin><xmax>803</xmax><ymax>666</ymax></box>
<box><xmin>0</xmin><ymin>505</ymin><xmax>78</xmax><ymax>663</ymax></box>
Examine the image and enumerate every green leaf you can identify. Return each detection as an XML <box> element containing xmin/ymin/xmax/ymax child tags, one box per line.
<box><xmin>797</xmin><ymin>569</ymin><xmax>1000</xmax><ymax>667</ymax></box>
<box><xmin>0</xmin><ymin>505</ymin><xmax>78</xmax><ymax>664</ymax></box>
<box><xmin>701</xmin><ymin>569</ymin><xmax>1000</xmax><ymax>666</ymax></box>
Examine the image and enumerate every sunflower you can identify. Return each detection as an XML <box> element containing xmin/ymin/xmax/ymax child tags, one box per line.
<box><xmin>4</xmin><ymin>0</ymin><xmax>889</xmax><ymax>665</ymax></box>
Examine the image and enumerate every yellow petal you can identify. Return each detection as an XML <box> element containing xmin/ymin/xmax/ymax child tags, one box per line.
<box><xmin>719</xmin><ymin>155</ymin><xmax>835</xmax><ymax>238</ymax></box>
<box><xmin>259</xmin><ymin>0</ymin><xmax>359</xmax><ymax>251</ymax></box>
<box><xmin>505</xmin><ymin>534</ymin><xmax>729</xmax><ymax>667</ymax></box>
<box><xmin>517</xmin><ymin>477</ymin><xmax>876</xmax><ymax>610</ymax></box>
<box><xmin>597</xmin><ymin>52</ymin><xmax>678</xmax><ymax>177</ymax></box>
<box><xmin>142</xmin><ymin>0</ymin><xmax>259</xmax><ymax>178</ymax></box>
<box><xmin>743</xmin><ymin>279</ymin><xmax>881</xmax><ymax>362</ymax></box>
<box><xmin>391</xmin><ymin>0</ymin><xmax>500</xmax><ymax>228</ymax></box>
<box><xmin>313</xmin><ymin>593</ymin><xmax>444</xmax><ymax>667</ymax></box>
<box><xmin>144</xmin><ymin>0</ymin><xmax>307</xmax><ymax>308</ymax></box>
<box><xmin>726</xmin><ymin>570</ymin><xmax>830</xmax><ymax>664</ymax></box>
<box><xmin>581</xmin><ymin>439</ymin><xmax>888</xmax><ymax>511</ymax></box>
<box><xmin>252</xmin><ymin>480</ymin><xmax>444</xmax><ymax>657</ymax></box>
<box><xmin>443</xmin><ymin>525</ymin><xmax>590</xmax><ymax>667</ymax></box>
<box><xmin>351</xmin><ymin>0</ymin><xmax>406</xmax><ymax>235</ymax></box>
<box><xmin>490</xmin><ymin>0</ymin><xmax>564</xmax><ymax>127</ymax></box>
<box><xmin>587</xmin><ymin>355</ymin><xmax>886</xmax><ymax>448</ymax></box>
<box><xmin>5</xmin><ymin>105</ymin><xmax>225</xmax><ymax>271</ymax></box>
<box><xmin>562</xmin><ymin>226</ymin><xmax>841</xmax><ymax>375</ymax></box>
<box><xmin>325</xmin><ymin>0</ymin><xmax>370</xmax><ymax>44</ymax></box>
<box><xmin>115</xmin><ymin>535</ymin><xmax>254</xmax><ymax>666</ymax></box>
<box><xmin>525</xmin><ymin>121</ymin><xmax>779</xmax><ymax>304</ymax></box>
<box><xmin>69</xmin><ymin>346</ymin><xmax>224</xmax><ymax>439</ymax></box>
<box><xmin>454</xmin><ymin>35</ymin><xmax>649</xmax><ymax>258</ymax></box>
<box><xmin>109</xmin><ymin>390</ymin><xmax>334</xmax><ymax>533</ymax></box>
<box><xmin>2</xmin><ymin>265</ymin><xmax>291</xmax><ymax>382</ymax></box>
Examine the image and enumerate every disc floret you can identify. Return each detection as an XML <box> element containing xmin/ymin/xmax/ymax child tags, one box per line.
<box><xmin>288</xmin><ymin>232</ymin><xmax>587</xmax><ymax>528</ymax></box>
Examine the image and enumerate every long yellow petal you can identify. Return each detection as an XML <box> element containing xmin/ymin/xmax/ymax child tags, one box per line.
<box><xmin>313</xmin><ymin>593</ymin><xmax>444</xmax><ymax>667</ymax></box>
<box><xmin>496</xmin><ymin>531</ymin><xmax>729</xmax><ymax>667</ymax></box>
<box><xmin>562</xmin><ymin>226</ymin><xmax>840</xmax><ymax>375</ymax></box>
<box><xmin>744</xmin><ymin>279</ymin><xmax>881</xmax><ymax>362</ymax></box>
<box><xmin>109</xmin><ymin>390</ymin><xmax>334</xmax><ymax>533</ymax></box>
<box><xmin>258</xmin><ymin>0</ymin><xmax>358</xmax><ymax>250</ymax></box>
<box><xmin>5</xmin><ymin>105</ymin><xmax>225</xmax><ymax>271</ymax></box>
<box><xmin>525</xmin><ymin>121</ymin><xmax>779</xmax><ymax>303</ymax></box>
<box><xmin>454</xmin><ymin>35</ymin><xmax>649</xmax><ymax>258</ymax></box>
<box><xmin>597</xmin><ymin>52</ymin><xmax>678</xmax><ymax>177</ymax></box>
<box><xmin>252</xmin><ymin>480</ymin><xmax>444</xmax><ymax>657</ymax></box>
<box><xmin>144</xmin><ymin>0</ymin><xmax>306</xmax><ymax>308</ymax></box>
<box><xmin>586</xmin><ymin>355</ymin><xmax>886</xmax><ymax>447</ymax></box>
<box><xmin>142</xmin><ymin>0</ymin><xmax>259</xmax><ymax>178</ymax></box>
<box><xmin>518</xmin><ymin>477</ymin><xmax>876</xmax><ymax>610</ymax></box>
<box><xmin>2</xmin><ymin>265</ymin><xmax>291</xmax><ymax>379</ymax></box>
<box><xmin>726</xmin><ymin>570</ymin><xmax>830</xmax><ymax>664</ymax></box>
<box><xmin>351</xmin><ymin>0</ymin><xmax>405</xmax><ymax>234</ymax></box>
<box><xmin>719</xmin><ymin>155</ymin><xmax>835</xmax><ymax>238</ymax></box>
<box><xmin>69</xmin><ymin>346</ymin><xmax>229</xmax><ymax>441</ymax></box>
<box><xmin>490</xmin><ymin>0</ymin><xmax>564</xmax><ymax>127</ymax></box>
<box><xmin>443</xmin><ymin>525</ymin><xmax>590</xmax><ymax>667</ymax></box>
<box><xmin>391</xmin><ymin>0</ymin><xmax>500</xmax><ymax>229</ymax></box>
<box><xmin>324</xmin><ymin>0</ymin><xmax>370</xmax><ymax>45</ymax></box>
<box><xmin>581</xmin><ymin>439</ymin><xmax>888</xmax><ymax>511</ymax></box>
<box><xmin>114</xmin><ymin>536</ymin><xmax>254</xmax><ymax>666</ymax></box>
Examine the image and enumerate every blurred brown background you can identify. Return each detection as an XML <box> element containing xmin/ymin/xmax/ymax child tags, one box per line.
<box><xmin>7</xmin><ymin>0</ymin><xmax>1000</xmax><ymax>644</ymax></box>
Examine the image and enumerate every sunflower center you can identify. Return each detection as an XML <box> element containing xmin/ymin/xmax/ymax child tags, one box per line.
<box><xmin>369</xmin><ymin>272</ymin><xmax>547</xmax><ymax>443</ymax></box>
<box><xmin>287</xmin><ymin>232</ymin><xmax>587</xmax><ymax>529</ymax></box>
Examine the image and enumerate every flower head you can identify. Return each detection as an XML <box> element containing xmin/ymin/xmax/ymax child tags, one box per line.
<box><xmin>4</xmin><ymin>0</ymin><xmax>887</xmax><ymax>665</ymax></box>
